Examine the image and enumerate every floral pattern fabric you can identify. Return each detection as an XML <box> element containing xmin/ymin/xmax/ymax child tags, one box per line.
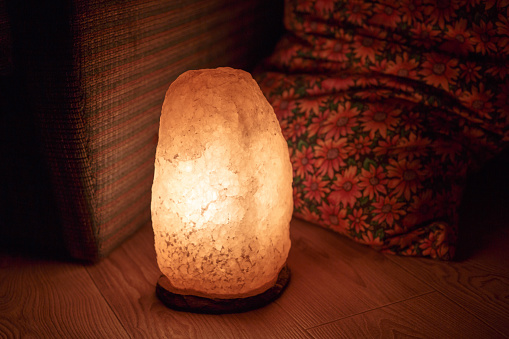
<box><xmin>254</xmin><ymin>0</ymin><xmax>509</xmax><ymax>259</ymax></box>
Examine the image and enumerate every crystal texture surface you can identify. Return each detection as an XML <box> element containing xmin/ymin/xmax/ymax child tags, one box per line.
<box><xmin>151</xmin><ymin>67</ymin><xmax>293</xmax><ymax>298</ymax></box>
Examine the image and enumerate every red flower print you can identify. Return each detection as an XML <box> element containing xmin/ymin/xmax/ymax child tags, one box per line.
<box><xmin>359</xmin><ymin>164</ymin><xmax>387</xmax><ymax>199</ymax></box>
<box><xmin>387</xmin><ymin>158</ymin><xmax>427</xmax><ymax>200</ymax></box>
<box><xmin>369</xmin><ymin>59</ymin><xmax>390</xmax><ymax>76</ymax></box>
<box><xmin>432</xmin><ymin>139</ymin><xmax>464</xmax><ymax>162</ymax></box>
<box><xmin>272</xmin><ymin>88</ymin><xmax>297</xmax><ymax>120</ymax></box>
<box><xmin>386</xmin><ymin>34</ymin><xmax>407</xmax><ymax>55</ymax></box>
<box><xmin>484</xmin><ymin>0</ymin><xmax>498</xmax><ymax>10</ymax></box>
<box><xmin>293</xmin><ymin>186</ymin><xmax>304</xmax><ymax>210</ymax></box>
<box><xmin>387</xmin><ymin>54</ymin><xmax>419</xmax><ymax>80</ymax></box>
<box><xmin>253</xmin><ymin>0</ymin><xmax>509</xmax><ymax>261</ymax></box>
<box><xmin>373</xmin><ymin>135</ymin><xmax>400</xmax><ymax>157</ymax></box>
<box><xmin>258</xmin><ymin>74</ymin><xmax>278</xmax><ymax>94</ymax></box>
<box><xmin>436</xmin><ymin>241</ymin><xmax>452</xmax><ymax>260</ymax></box>
<box><xmin>360</xmin><ymin>231</ymin><xmax>384</xmax><ymax>247</ymax></box>
<box><xmin>298</xmin><ymin>96</ymin><xmax>324</xmax><ymax>115</ymax></box>
<box><xmin>459</xmin><ymin>62</ymin><xmax>482</xmax><ymax>84</ymax></box>
<box><xmin>356</xmin><ymin>76</ymin><xmax>382</xmax><ymax>89</ymax></box>
<box><xmin>396</xmin><ymin>133</ymin><xmax>431</xmax><ymax>161</ymax></box>
<box><xmin>317</xmin><ymin>202</ymin><xmax>348</xmax><ymax>232</ymax></box>
<box><xmin>293</xmin><ymin>146</ymin><xmax>315</xmax><ymax>177</ymax></box>
<box><xmin>321</xmin><ymin>74</ymin><xmax>356</xmax><ymax>92</ymax></box>
<box><xmin>497</xmin><ymin>11</ymin><xmax>509</xmax><ymax>53</ymax></box>
<box><xmin>353</xmin><ymin>27</ymin><xmax>387</xmax><ymax>63</ymax></box>
<box><xmin>314</xmin><ymin>138</ymin><xmax>348</xmax><ymax>178</ymax></box>
<box><xmin>420</xmin><ymin>53</ymin><xmax>459</xmax><ymax>90</ymax></box>
<box><xmin>295</xmin><ymin>205</ymin><xmax>320</xmax><ymax>223</ymax></box>
<box><xmin>486</xmin><ymin>63</ymin><xmax>509</xmax><ymax>80</ymax></box>
<box><xmin>322</xmin><ymin>102</ymin><xmax>359</xmax><ymax>139</ymax></box>
<box><xmin>303</xmin><ymin>174</ymin><xmax>330</xmax><ymax>203</ymax></box>
<box><xmin>343</xmin><ymin>0</ymin><xmax>372</xmax><ymax>26</ymax></box>
<box><xmin>444</xmin><ymin>158</ymin><xmax>468</xmax><ymax>180</ymax></box>
<box><xmin>314</xmin><ymin>0</ymin><xmax>334</xmax><ymax>15</ymax></box>
<box><xmin>402</xmin><ymin>190</ymin><xmax>436</xmax><ymax>228</ymax></box>
<box><xmin>304</xmin><ymin>76</ymin><xmax>324</xmax><ymax>96</ymax></box>
<box><xmin>400</xmin><ymin>111</ymin><xmax>423</xmax><ymax>133</ymax></box>
<box><xmin>495</xmin><ymin>83</ymin><xmax>509</xmax><ymax>118</ymax></box>
<box><xmin>419</xmin><ymin>232</ymin><xmax>436</xmax><ymax>257</ymax></box>
<box><xmin>387</xmin><ymin>79</ymin><xmax>418</xmax><ymax>96</ymax></box>
<box><xmin>359</xmin><ymin>103</ymin><xmax>400</xmax><ymax>138</ymax></box>
<box><xmin>461</xmin><ymin>84</ymin><xmax>494</xmax><ymax>119</ymax></box>
<box><xmin>441</xmin><ymin>19</ymin><xmax>474</xmax><ymax>56</ymax></box>
<box><xmin>372</xmin><ymin>195</ymin><xmax>406</xmax><ymax>226</ymax></box>
<box><xmin>328</xmin><ymin>166</ymin><xmax>362</xmax><ymax>207</ymax></box>
<box><xmin>271</xmin><ymin>39</ymin><xmax>300</xmax><ymax>66</ymax></box>
<box><xmin>465</xmin><ymin>0</ymin><xmax>482</xmax><ymax>9</ymax></box>
<box><xmin>422</xmin><ymin>0</ymin><xmax>461</xmax><ymax>29</ymax></box>
<box><xmin>399</xmin><ymin>246</ymin><xmax>418</xmax><ymax>257</ymax></box>
<box><xmin>290</xmin><ymin>56</ymin><xmax>318</xmax><ymax>72</ymax></box>
<box><xmin>436</xmin><ymin>186</ymin><xmax>463</xmax><ymax>221</ymax></box>
<box><xmin>392</xmin><ymin>91</ymin><xmax>425</xmax><ymax>106</ymax></box>
<box><xmin>386</xmin><ymin>231</ymin><xmax>420</xmax><ymax>251</ymax></box>
<box><xmin>370</xmin><ymin>1</ymin><xmax>401</xmax><ymax>28</ymax></box>
<box><xmin>307</xmin><ymin>110</ymin><xmax>328</xmax><ymax>137</ymax></box>
<box><xmin>471</xmin><ymin>20</ymin><xmax>499</xmax><ymax>55</ymax></box>
<box><xmin>287</xmin><ymin>116</ymin><xmax>308</xmax><ymax>142</ymax></box>
<box><xmin>400</xmin><ymin>0</ymin><xmax>425</xmax><ymax>25</ymax></box>
<box><xmin>301</xmin><ymin>21</ymin><xmax>321</xmax><ymax>36</ymax></box>
<box><xmin>462</xmin><ymin>125</ymin><xmax>486</xmax><ymax>144</ymax></box>
<box><xmin>345</xmin><ymin>135</ymin><xmax>372</xmax><ymax>160</ymax></box>
<box><xmin>348</xmin><ymin>208</ymin><xmax>369</xmax><ymax>233</ymax></box>
<box><xmin>410</xmin><ymin>23</ymin><xmax>440</xmax><ymax>49</ymax></box>
<box><xmin>434</xmin><ymin>223</ymin><xmax>455</xmax><ymax>259</ymax></box>
<box><xmin>279</xmin><ymin>119</ymin><xmax>290</xmax><ymax>139</ymax></box>
<box><xmin>317</xmin><ymin>39</ymin><xmax>349</xmax><ymax>63</ymax></box>
<box><xmin>280</xmin><ymin>75</ymin><xmax>299</xmax><ymax>89</ymax></box>
<box><xmin>385</xmin><ymin>55</ymin><xmax>420</xmax><ymax>91</ymax></box>
<box><xmin>296</xmin><ymin>0</ymin><xmax>314</xmax><ymax>13</ymax></box>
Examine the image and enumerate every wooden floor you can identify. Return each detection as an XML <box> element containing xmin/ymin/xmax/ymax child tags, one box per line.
<box><xmin>2</xmin><ymin>205</ymin><xmax>509</xmax><ymax>339</ymax></box>
<box><xmin>3</xmin><ymin>153</ymin><xmax>509</xmax><ymax>338</ymax></box>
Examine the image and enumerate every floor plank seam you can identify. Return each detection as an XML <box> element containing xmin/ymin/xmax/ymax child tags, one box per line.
<box><xmin>274</xmin><ymin>297</ymin><xmax>316</xmax><ymax>338</ymax></box>
<box><xmin>433</xmin><ymin>289</ymin><xmax>507</xmax><ymax>338</ymax></box>
<box><xmin>84</xmin><ymin>265</ymin><xmax>133</xmax><ymax>338</ymax></box>
<box><xmin>302</xmin><ymin>290</ymin><xmax>437</xmax><ymax>331</ymax></box>
<box><xmin>305</xmin><ymin>328</ymin><xmax>320</xmax><ymax>339</ymax></box>
<box><xmin>385</xmin><ymin>254</ymin><xmax>509</xmax><ymax>338</ymax></box>
<box><xmin>383</xmin><ymin>255</ymin><xmax>438</xmax><ymax>292</ymax></box>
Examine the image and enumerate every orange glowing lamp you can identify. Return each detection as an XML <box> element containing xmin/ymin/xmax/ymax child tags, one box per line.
<box><xmin>151</xmin><ymin>68</ymin><xmax>293</xmax><ymax>313</ymax></box>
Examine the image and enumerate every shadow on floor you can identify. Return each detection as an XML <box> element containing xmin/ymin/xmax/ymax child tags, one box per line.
<box><xmin>455</xmin><ymin>148</ymin><xmax>509</xmax><ymax>261</ymax></box>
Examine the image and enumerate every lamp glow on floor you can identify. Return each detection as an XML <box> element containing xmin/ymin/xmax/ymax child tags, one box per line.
<box><xmin>151</xmin><ymin>68</ymin><xmax>293</xmax><ymax>313</ymax></box>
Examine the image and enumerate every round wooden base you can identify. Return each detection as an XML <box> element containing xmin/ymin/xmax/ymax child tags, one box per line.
<box><xmin>156</xmin><ymin>264</ymin><xmax>290</xmax><ymax>314</ymax></box>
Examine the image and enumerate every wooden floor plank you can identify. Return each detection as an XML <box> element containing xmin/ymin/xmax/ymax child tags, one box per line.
<box><xmin>307</xmin><ymin>292</ymin><xmax>504</xmax><ymax>339</ymax></box>
<box><xmin>388</xmin><ymin>240</ymin><xmax>509</xmax><ymax>337</ymax></box>
<box><xmin>86</xmin><ymin>224</ymin><xmax>311</xmax><ymax>339</ymax></box>
<box><xmin>0</xmin><ymin>254</ymin><xmax>129</xmax><ymax>338</ymax></box>
<box><xmin>276</xmin><ymin>219</ymin><xmax>434</xmax><ymax>329</ymax></box>
<box><xmin>3</xmin><ymin>214</ymin><xmax>507</xmax><ymax>337</ymax></box>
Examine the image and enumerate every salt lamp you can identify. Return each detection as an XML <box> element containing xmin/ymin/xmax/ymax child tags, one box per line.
<box><xmin>151</xmin><ymin>67</ymin><xmax>293</xmax><ymax>313</ymax></box>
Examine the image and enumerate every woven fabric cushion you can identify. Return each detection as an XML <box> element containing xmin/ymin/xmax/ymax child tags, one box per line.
<box><xmin>255</xmin><ymin>0</ymin><xmax>509</xmax><ymax>259</ymax></box>
<box><xmin>7</xmin><ymin>0</ymin><xmax>281</xmax><ymax>261</ymax></box>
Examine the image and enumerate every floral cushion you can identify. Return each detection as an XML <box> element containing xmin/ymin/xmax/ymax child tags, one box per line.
<box><xmin>254</xmin><ymin>0</ymin><xmax>509</xmax><ymax>259</ymax></box>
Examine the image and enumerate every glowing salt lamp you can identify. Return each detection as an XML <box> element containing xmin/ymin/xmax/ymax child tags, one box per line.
<box><xmin>151</xmin><ymin>67</ymin><xmax>293</xmax><ymax>313</ymax></box>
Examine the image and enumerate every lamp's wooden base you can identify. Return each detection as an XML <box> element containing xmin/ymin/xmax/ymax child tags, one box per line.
<box><xmin>156</xmin><ymin>264</ymin><xmax>290</xmax><ymax>314</ymax></box>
